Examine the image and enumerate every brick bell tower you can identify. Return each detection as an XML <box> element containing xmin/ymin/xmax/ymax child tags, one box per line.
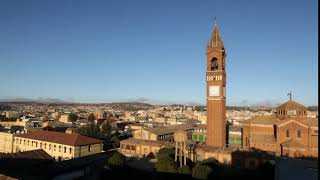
<box><xmin>206</xmin><ymin>19</ymin><xmax>226</xmax><ymax>148</ymax></box>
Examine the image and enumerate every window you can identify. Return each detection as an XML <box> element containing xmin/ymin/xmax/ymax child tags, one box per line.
<box><xmin>286</xmin><ymin>130</ymin><xmax>290</xmax><ymax>138</ymax></box>
<box><xmin>23</xmin><ymin>140</ymin><xmax>25</xmax><ymax>145</ymax></box>
<box><xmin>64</xmin><ymin>147</ymin><xmax>66</xmax><ymax>153</ymax></box>
<box><xmin>297</xmin><ymin>130</ymin><xmax>301</xmax><ymax>138</ymax></box>
<box><xmin>59</xmin><ymin>146</ymin><xmax>61</xmax><ymax>152</ymax></box>
<box><xmin>196</xmin><ymin>155</ymin><xmax>202</xmax><ymax>162</ymax></box>
<box><xmin>54</xmin><ymin>145</ymin><xmax>56</xmax><ymax>151</ymax></box>
<box><xmin>69</xmin><ymin>148</ymin><xmax>72</xmax><ymax>154</ymax></box>
<box><xmin>40</xmin><ymin>143</ymin><xmax>42</xmax><ymax>148</ymax></box>
<box><xmin>20</xmin><ymin>139</ymin><xmax>22</xmax><ymax>144</ymax></box>
<box><xmin>211</xmin><ymin>58</ymin><xmax>218</xmax><ymax>71</ymax></box>
<box><xmin>27</xmin><ymin>140</ymin><xmax>29</xmax><ymax>146</ymax></box>
<box><xmin>44</xmin><ymin>143</ymin><xmax>46</xmax><ymax>149</ymax></box>
<box><xmin>35</xmin><ymin>142</ymin><xmax>38</xmax><ymax>147</ymax></box>
<box><xmin>49</xmin><ymin>144</ymin><xmax>51</xmax><ymax>150</ymax></box>
<box><xmin>88</xmin><ymin>145</ymin><xmax>92</xmax><ymax>152</ymax></box>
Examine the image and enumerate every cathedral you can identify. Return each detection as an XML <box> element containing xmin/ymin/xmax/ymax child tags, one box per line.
<box><xmin>242</xmin><ymin>98</ymin><xmax>318</xmax><ymax>158</ymax></box>
<box><xmin>119</xmin><ymin>19</ymin><xmax>318</xmax><ymax>168</ymax></box>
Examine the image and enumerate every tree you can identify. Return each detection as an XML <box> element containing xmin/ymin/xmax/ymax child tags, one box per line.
<box><xmin>88</xmin><ymin>113</ymin><xmax>95</xmax><ymax>122</ymax></box>
<box><xmin>108</xmin><ymin>151</ymin><xmax>126</xmax><ymax>168</ymax></box>
<box><xmin>178</xmin><ymin>165</ymin><xmax>191</xmax><ymax>174</ymax></box>
<box><xmin>157</xmin><ymin>147</ymin><xmax>175</xmax><ymax>160</ymax></box>
<box><xmin>101</xmin><ymin>121</ymin><xmax>112</xmax><ymax>138</ymax></box>
<box><xmin>78</xmin><ymin>123</ymin><xmax>101</xmax><ymax>139</ymax></box>
<box><xmin>192</xmin><ymin>162</ymin><xmax>213</xmax><ymax>179</ymax></box>
<box><xmin>111</xmin><ymin>134</ymin><xmax>120</xmax><ymax>148</ymax></box>
<box><xmin>155</xmin><ymin>147</ymin><xmax>177</xmax><ymax>173</ymax></box>
<box><xmin>154</xmin><ymin>157</ymin><xmax>177</xmax><ymax>173</ymax></box>
<box><xmin>68</xmin><ymin>113</ymin><xmax>78</xmax><ymax>122</ymax></box>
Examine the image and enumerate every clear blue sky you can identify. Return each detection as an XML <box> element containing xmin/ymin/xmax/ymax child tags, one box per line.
<box><xmin>0</xmin><ymin>0</ymin><xmax>317</xmax><ymax>106</ymax></box>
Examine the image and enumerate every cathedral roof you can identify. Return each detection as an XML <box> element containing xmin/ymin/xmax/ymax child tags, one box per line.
<box><xmin>209</xmin><ymin>19</ymin><xmax>223</xmax><ymax>48</ymax></box>
<box><xmin>243</xmin><ymin>115</ymin><xmax>318</xmax><ymax>127</ymax></box>
<box><xmin>241</xmin><ymin>115</ymin><xmax>280</xmax><ymax>125</ymax></box>
<box><xmin>300</xmin><ymin>118</ymin><xmax>318</xmax><ymax>127</ymax></box>
<box><xmin>276</xmin><ymin>99</ymin><xmax>307</xmax><ymax>110</ymax></box>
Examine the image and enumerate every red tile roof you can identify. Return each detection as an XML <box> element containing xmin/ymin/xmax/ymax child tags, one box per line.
<box><xmin>15</xmin><ymin>130</ymin><xmax>102</xmax><ymax>146</ymax></box>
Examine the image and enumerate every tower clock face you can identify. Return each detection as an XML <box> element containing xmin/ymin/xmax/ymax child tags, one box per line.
<box><xmin>209</xmin><ymin>86</ymin><xmax>220</xmax><ymax>96</ymax></box>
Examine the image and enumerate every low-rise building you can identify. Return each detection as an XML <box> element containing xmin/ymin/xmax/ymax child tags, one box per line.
<box><xmin>13</xmin><ymin>130</ymin><xmax>103</xmax><ymax>161</ymax></box>
<box><xmin>59</xmin><ymin>114</ymin><xmax>69</xmax><ymax>123</ymax></box>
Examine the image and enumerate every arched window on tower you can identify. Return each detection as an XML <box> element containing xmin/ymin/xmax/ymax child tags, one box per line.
<box><xmin>211</xmin><ymin>58</ymin><xmax>218</xmax><ymax>71</ymax></box>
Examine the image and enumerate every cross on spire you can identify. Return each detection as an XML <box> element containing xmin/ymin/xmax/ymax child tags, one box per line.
<box><xmin>287</xmin><ymin>92</ymin><xmax>292</xmax><ymax>100</ymax></box>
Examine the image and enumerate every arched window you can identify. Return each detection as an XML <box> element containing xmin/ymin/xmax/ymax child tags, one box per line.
<box><xmin>126</xmin><ymin>145</ymin><xmax>130</xmax><ymax>150</ymax></box>
<box><xmin>286</xmin><ymin>130</ymin><xmax>290</xmax><ymax>138</ymax></box>
<box><xmin>64</xmin><ymin>147</ymin><xmax>66</xmax><ymax>153</ymax></box>
<box><xmin>297</xmin><ymin>130</ymin><xmax>301</xmax><ymax>138</ymax></box>
<box><xmin>211</xmin><ymin>58</ymin><xmax>218</xmax><ymax>71</ymax></box>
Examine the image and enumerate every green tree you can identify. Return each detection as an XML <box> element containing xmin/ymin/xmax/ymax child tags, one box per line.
<box><xmin>154</xmin><ymin>156</ymin><xmax>177</xmax><ymax>173</ymax></box>
<box><xmin>68</xmin><ymin>113</ymin><xmax>78</xmax><ymax>122</ymax></box>
<box><xmin>88</xmin><ymin>113</ymin><xmax>95</xmax><ymax>122</ymax></box>
<box><xmin>111</xmin><ymin>134</ymin><xmax>120</xmax><ymax>148</ymax></box>
<box><xmin>157</xmin><ymin>147</ymin><xmax>175</xmax><ymax>160</ymax></box>
<box><xmin>155</xmin><ymin>147</ymin><xmax>177</xmax><ymax>173</ymax></box>
<box><xmin>78</xmin><ymin>123</ymin><xmax>101</xmax><ymax>139</ymax></box>
<box><xmin>108</xmin><ymin>151</ymin><xmax>126</xmax><ymax>168</ymax></box>
<box><xmin>101</xmin><ymin>121</ymin><xmax>112</xmax><ymax>138</ymax></box>
<box><xmin>178</xmin><ymin>165</ymin><xmax>192</xmax><ymax>174</ymax></box>
<box><xmin>192</xmin><ymin>162</ymin><xmax>213</xmax><ymax>179</ymax></box>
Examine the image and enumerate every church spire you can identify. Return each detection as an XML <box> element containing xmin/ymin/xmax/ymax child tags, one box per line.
<box><xmin>209</xmin><ymin>17</ymin><xmax>223</xmax><ymax>48</ymax></box>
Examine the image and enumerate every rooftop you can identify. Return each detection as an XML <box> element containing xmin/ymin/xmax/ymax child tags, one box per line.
<box><xmin>241</xmin><ymin>115</ymin><xmax>280</xmax><ymax>125</ymax></box>
<box><xmin>15</xmin><ymin>130</ymin><xmax>102</xmax><ymax>146</ymax></box>
<box><xmin>145</xmin><ymin>123</ymin><xmax>200</xmax><ymax>135</ymax></box>
<box><xmin>277</xmin><ymin>99</ymin><xmax>308</xmax><ymax>110</ymax></box>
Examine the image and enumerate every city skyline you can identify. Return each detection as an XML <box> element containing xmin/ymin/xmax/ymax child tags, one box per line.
<box><xmin>0</xmin><ymin>0</ymin><xmax>318</xmax><ymax>106</ymax></box>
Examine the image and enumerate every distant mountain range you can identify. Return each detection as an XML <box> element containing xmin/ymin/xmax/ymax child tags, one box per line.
<box><xmin>0</xmin><ymin>98</ymin><xmax>69</xmax><ymax>104</ymax></box>
<box><xmin>0</xmin><ymin>98</ymin><xmax>317</xmax><ymax>111</ymax></box>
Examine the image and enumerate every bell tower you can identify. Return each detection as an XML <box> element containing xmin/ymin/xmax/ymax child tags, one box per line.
<box><xmin>206</xmin><ymin>19</ymin><xmax>226</xmax><ymax>148</ymax></box>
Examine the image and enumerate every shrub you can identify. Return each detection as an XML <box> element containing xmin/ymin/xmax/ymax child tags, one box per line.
<box><xmin>108</xmin><ymin>151</ymin><xmax>126</xmax><ymax>167</ymax></box>
<box><xmin>178</xmin><ymin>165</ymin><xmax>191</xmax><ymax>174</ymax></box>
<box><xmin>154</xmin><ymin>157</ymin><xmax>177</xmax><ymax>173</ymax></box>
<box><xmin>157</xmin><ymin>147</ymin><xmax>175</xmax><ymax>160</ymax></box>
<box><xmin>192</xmin><ymin>162</ymin><xmax>213</xmax><ymax>179</ymax></box>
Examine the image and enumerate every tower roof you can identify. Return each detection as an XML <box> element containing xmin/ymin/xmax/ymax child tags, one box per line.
<box><xmin>209</xmin><ymin>18</ymin><xmax>223</xmax><ymax>48</ymax></box>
